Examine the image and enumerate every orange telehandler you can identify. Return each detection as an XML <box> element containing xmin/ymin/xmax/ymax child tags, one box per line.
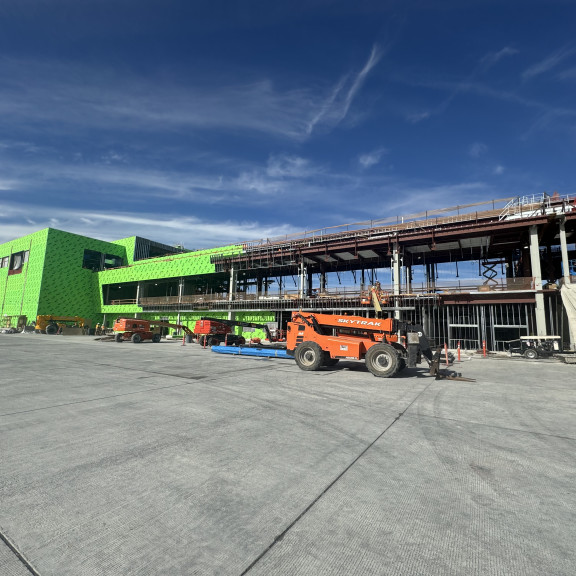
<box><xmin>286</xmin><ymin>311</ymin><xmax>434</xmax><ymax>378</ymax></box>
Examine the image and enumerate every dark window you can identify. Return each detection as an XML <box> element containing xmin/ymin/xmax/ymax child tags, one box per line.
<box><xmin>83</xmin><ymin>250</ymin><xmax>103</xmax><ymax>271</ymax></box>
<box><xmin>0</xmin><ymin>256</ymin><xmax>9</xmax><ymax>268</ymax></box>
<box><xmin>83</xmin><ymin>250</ymin><xmax>123</xmax><ymax>271</ymax></box>
<box><xmin>8</xmin><ymin>251</ymin><xmax>29</xmax><ymax>275</ymax></box>
<box><xmin>104</xmin><ymin>254</ymin><xmax>123</xmax><ymax>269</ymax></box>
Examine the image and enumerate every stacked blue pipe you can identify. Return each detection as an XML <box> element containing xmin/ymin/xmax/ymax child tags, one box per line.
<box><xmin>211</xmin><ymin>345</ymin><xmax>294</xmax><ymax>359</ymax></box>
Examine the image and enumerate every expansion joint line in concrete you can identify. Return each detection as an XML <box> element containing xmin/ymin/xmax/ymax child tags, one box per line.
<box><xmin>0</xmin><ymin>528</ymin><xmax>41</xmax><ymax>576</ymax></box>
<box><xmin>239</xmin><ymin>382</ymin><xmax>434</xmax><ymax>576</ymax></box>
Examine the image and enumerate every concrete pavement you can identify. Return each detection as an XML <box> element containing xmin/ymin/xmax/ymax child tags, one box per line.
<box><xmin>1</xmin><ymin>334</ymin><xmax>574</xmax><ymax>575</ymax></box>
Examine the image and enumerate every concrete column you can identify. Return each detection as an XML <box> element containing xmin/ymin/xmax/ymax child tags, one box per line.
<box><xmin>529</xmin><ymin>225</ymin><xmax>547</xmax><ymax>336</ymax></box>
<box><xmin>299</xmin><ymin>262</ymin><xmax>305</xmax><ymax>298</ymax></box>
<box><xmin>178</xmin><ymin>278</ymin><xmax>184</xmax><ymax>302</ymax></box>
<box><xmin>560</xmin><ymin>218</ymin><xmax>571</xmax><ymax>283</ymax></box>
<box><xmin>406</xmin><ymin>264</ymin><xmax>412</xmax><ymax>293</ymax></box>
<box><xmin>320</xmin><ymin>272</ymin><xmax>326</xmax><ymax>294</ymax></box>
<box><xmin>393</xmin><ymin>248</ymin><xmax>401</xmax><ymax>296</ymax></box>
<box><xmin>393</xmin><ymin>247</ymin><xmax>401</xmax><ymax>320</ymax></box>
<box><xmin>228</xmin><ymin>266</ymin><xmax>237</xmax><ymax>301</ymax></box>
<box><xmin>136</xmin><ymin>282</ymin><xmax>141</xmax><ymax>304</ymax></box>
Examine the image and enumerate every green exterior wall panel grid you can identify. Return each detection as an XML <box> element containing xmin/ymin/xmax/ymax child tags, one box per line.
<box><xmin>98</xmin><ymin>244</ymin><xmax>243</xmax><ymax>288</ymax></box>
<box><xmin>0</xmin><ymin>229</ymin><xmax>49</xmax><ymax>323</ymax></box>
<box><xmin>110</xmin><ymin>237</ymin><xmax>137</xmax><ymax>265</ymax></box>
<box><xmin>37</xmin><ymin>229</ymin><xmax>127</xmax><ymax>323</ymax></box>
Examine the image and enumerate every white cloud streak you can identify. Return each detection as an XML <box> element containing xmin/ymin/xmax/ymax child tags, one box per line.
<box><xmin>480</xmin><ymin>46</ymin><xmax>519</xmax><ymax>67</ymax></box>
<box><xmin>493</xmin><ymin>165</ymin><xmax>505</xmax><ymax>175</ymax></box>
<box><xmin>469</xmin><ymin>142</ymin><xmax>488</xmax><ymax>158</ymax></box>
<box><xmin>0</xmin><ymin>50</ymin><xmax>382</xmax><ymax>143</ymax></box>
<box><xmin>358</xmin><ymin>147</ymin><xmax>388</xmax><ymax>169</ymax></box>
<box><xmin>406</xmin><ymin>45</ymin><xmax>519</xmax><ymax>123</ymax></box>
<box><xmin>522</xmin><ymin>45</ymin><xmax>576</xmax><ymax>80</ymax></box>
<box><xmin>306</xmin><ymin>44</ymin><xmax>382</xmax><ymax>135</ymax></box>
<box><xmin>0</xmin><ymin>201</ymin><xmax>300</xmax><ymax>249</ymax></box>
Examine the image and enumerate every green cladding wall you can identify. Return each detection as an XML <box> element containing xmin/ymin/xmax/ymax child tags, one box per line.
<box><xmin>0</xmin><ymin>229</ymin><xmax>48</xmax><ymax>323</ymax></box>
<box><xmin>98</xmin><ymin>245</ymin><xmax>242</xmax><ymax>316</ymax></box>
<box><xmin>0</xmin><ymin>228</ymin><xmax>127</xmax><ymax>325</ymax></box>
<box><xmin>38</xmin><ymin>229</ymin><xmax>127</xmax><ymax>322</ymax></box>
<box><xmin>1</xmin><ymin>227</ymin><xmax>262</xmax><ymax>333</ymax></box>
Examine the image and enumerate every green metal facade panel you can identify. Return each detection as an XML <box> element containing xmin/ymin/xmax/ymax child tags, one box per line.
<box><xmin>110</xmin><ymin>237</ymin><xmax>137</xmax><ymax>265</ymax></box>
<box><xmin>0</xmin><ymin>229</ymin><xmax>49</xmax><ymax>323</ymax></box>
<box><xmin>97</xmin><ymin>245</ymin><xmax>243</xmax><ymax>316</ymax></box>
<box><xmin>98</xmin><ymin>245</ymin><xmax>241</xmax><ymax>285</ymax></box>
<box><xmin>37</xmin><ymin>229</ymin><xmax>127</xmax><ymax>321</ymax></box>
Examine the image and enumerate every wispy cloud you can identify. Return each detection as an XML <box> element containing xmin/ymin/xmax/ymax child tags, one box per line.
<box><xmin>520</xmin><ymin>107</ymin><xmax>576</xmax><ymax>140</ymax></box>
<box><xmin>0</xmin><ymin>200</ymin><xmax>300</xmax><ymax>248</ymax></box>
<box><xmin>0</xmin><ymin>178</ymin><xmax>20</xmax><ymax>191</ymax></box>
<box><xmin>266</xmin><ymin>154</ymin><xmax>318</xmax><ymax>178</ymax></box>
<box><xmin>557</xmin><ymin>66</ymin><xmax>576</xmax><ymax>80</ymax></box>
<box><xmin>480</xmin><ymin>46</ymin><xmax>519</xmax><ymax>67</ymax></box>
<box><xmin>402</xmin><ymin>74</ymin><xmax>576</xmax><ymax>138</ymax></box>
<box><xmin>358</xmin><ymin>147</ymin><xmax>388</xmax><ymax>169</ymax></box>
<box><xmin>406</xmin><ymin>45</ymin><xmax>518</xmax><ymax>123</ymax></box>
<box><xmin>0</xmin><ymin>51</ymin><xmax>384</xmax><ymax>144</ymax></box>
<box><xmin>469</xmin><ymin>142</ymin><xmax>488</xmax><ymax>158</ymax></box>
<box><xmin>493</xmin><ymin>165</ymin><xmax>505</xmax><ymax>175</ymax></box>
<box><xmin>0</xmin><ymin>58</ymin><xmax>319</xmax><ymax>142</ymax></box>
<box><xmin>522</xmin><ymin>45</ymin><xmax>576</xmax><ymax>80</ymax></box>
<box><xmin>0</xmin><ymin>158</ymin><xmax>228</xmax><ymax>201</ymax></box>
<box><xmin>306</xmin><ymin>44</ymin><xmax>382</xmax><ymax>135</ymax></box>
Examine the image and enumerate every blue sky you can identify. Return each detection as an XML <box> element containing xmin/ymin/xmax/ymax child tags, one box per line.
<box><xmin>1</xmin><ymin>0</ymin><xmax>575</xmax><ymax>249</ymax></box>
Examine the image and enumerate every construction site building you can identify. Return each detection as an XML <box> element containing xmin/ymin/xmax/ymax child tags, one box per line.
<box><xmin>1</xmin><ymin>193</ymin><xmax>575</xmax><ymax>350</ymax></box>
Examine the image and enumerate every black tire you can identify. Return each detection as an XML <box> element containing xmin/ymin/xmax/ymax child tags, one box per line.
<box><xmin>398</xmin><ymin>357</ymin><xmax>407</xmax><ymax>371</ymax></box>
<box><xmin>152</xmin><ymin>333</ymin><xmax>161</xmax><ymax>343</ymax></box>
<box><xmin>208</xmin><ymin>337</ymin><xmax>220</xmax><ymax>346</ymax></box>
<box><xmin>131</xmin><ymin>333</ymin><xmax>142</xmax><ymax>343</ymax></box>
<box><xmin>322</xmin><ymin>352</ymin><xmax>339</xmax><ymax>367</ymax></box>
<box><xmin>365</xmin><ymin>344</ymin><xmax>400</xmax><ymax>378</ymax></box>
<box><xmin>115</xmin><ymin>333</ymin><xmax>123</xmax><ymax>343</ymax></box>
<box><xmin>524</xmin><ymin>348</ymin><xmax>538</xmax><ymax>360</ymax></box>
<box><xmin>198</xmin><ymin>335</ymin><xmax>208</xmax><ymax>346</ymax></box>
<box><xmin>295</xmin><ymin>341</ymin><xmax>324</xmax><ymax>371</ymax></box>
<box><xmin>45</xmin><ymin>323</ymin><xmax>59</xmax><ymax>335</ymax></box>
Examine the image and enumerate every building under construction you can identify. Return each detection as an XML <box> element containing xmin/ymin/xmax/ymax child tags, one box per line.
<box><xmin>1</xmin><ymin>193</ymin><xmax>575</xmax><ymax>351</ymax></box>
